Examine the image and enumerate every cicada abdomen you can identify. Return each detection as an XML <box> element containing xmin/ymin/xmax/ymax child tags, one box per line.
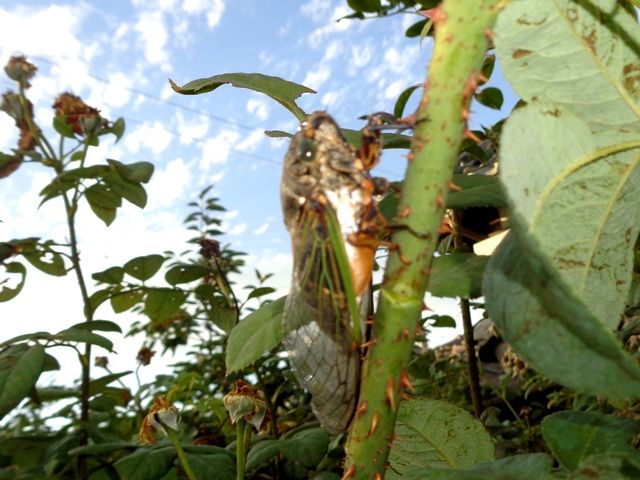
<box><xmin>280</xmin><ymin>112</ymin><xmax>379</xmax><ymax>433</ymax></box>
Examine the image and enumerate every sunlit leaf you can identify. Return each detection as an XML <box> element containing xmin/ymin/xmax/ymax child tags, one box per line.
<box><xmin>387</xmin><ymin>398</ymin><xmax>494</xmax><ymax>478</ymax></box>
<box><xmin>495</xmin><ymin>0</ymin><xmax>640</xmax><ymax>329</ymax></box>
<box><xmin>484</xmin><ymin>232</ymin><xmax>640</xmax><ymax>399</ymax></box>
<box><xmin>226</xmin><ymin>296</ymin><xmax>286</xmax><ymax>372</ymax></box>
<box><xmin>144</xmin><ymin>288</ymin><xmax>188</xmax><ymax>322</ymax></box>
<box><xmin>165</xmin><ymin>264</ymin><xmax>210</xmax><ymax>285</ymax></box>
<box><xmin>107</xmin><ymin>159</ymin><xmax>154</xmax><ymax>183</ymax></box>
<box><xmin>85</xmin><ymin>184</ymin><xmax>121</xmax><ymax>226</ymax></box>
<box><xmin>170</xmin><ymin>73</ymin><xmax>315</xmax><ymax>121</ymax></box>
<box><xmin>111</xmin><ymin>290</ymin><xmax>144</xmax><ymax>313</ymax></box>
<box><xmin>428</xmin><ymin>253</ymin><xmax>488</xmax><ymax>299</ymax></box>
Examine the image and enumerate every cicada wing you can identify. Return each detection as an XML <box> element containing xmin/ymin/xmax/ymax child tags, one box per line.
<box><xmin>283</xmin><ymin>209</ymin><xmax>360</xmax><ymax>434</ymax></box>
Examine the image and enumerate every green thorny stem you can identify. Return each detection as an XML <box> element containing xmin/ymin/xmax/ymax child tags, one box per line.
<box><xmin>343</xmin><ymin>1</ymin><xmax>504</xmax><ymax>478</ymax></box>
<box><xmin>19</xmin><ymin>85</ymin><xmax>95</xmax><ymax>478</ymax></box>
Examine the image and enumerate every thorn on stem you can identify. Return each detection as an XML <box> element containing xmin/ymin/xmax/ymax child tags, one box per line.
<box><xmin>369</xmin><ymin>412</ymin><xmax>381</xmax><ymax>436</ymax></box>
<box><xmin>385</xmin><ymin>378</ymin><xmax>397</xmax><ymax>412</ymax></box>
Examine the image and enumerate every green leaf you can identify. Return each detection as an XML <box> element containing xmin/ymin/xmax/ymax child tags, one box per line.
<box><xmin>484</xmin><ymin>231</ymin><xmax>640</xmax><ymax>399</ymax></box>
<box><xmin>425</xmin><ymin>314</ymin><xmax>456</xmax><ymax>328</ymax></box>
<box><xmin>165</xmin><ymin>264</ymin><xmax>210</xmax><ymax>285</ymax></box>
<box><xmin>124</xmin><ymin>255</ymin><xmax>165</xmax><ymax>281</ymax></box>
<box><xmin>69</xmin><ymin>441</ymin><xmax>134</xmax><ymax>457</ymax></box>
<box><xmin>144</xmin><ymin>288</ymin><xmax>187</xmax><ymax>322</ymax></box>
<box><xmin>111</xmin><ymin>290</ymin><xmax>144</xmax><ymax>313</ymax></box>
<box><xmin>185</xmin><ymin>452</ymin><xmax>236</xmax><ymax>480</ymax></box>
<box><xmin>347</xmin><ymin>0</ymin><xmax>381</xmax><ymax>13</ymax></box>
<box><xmin>387</xmin><ymin>398</ymin><xmax>494</xmax><ymax>478</ymax></box>
<box><xmin>104</xmin><ymin>173</ymin><xmax>147</xmax><ymax>208</ymax></box>
<box><xmin>53</xmin><ymin>115</ymin><xmax>75</xmax><ymax>138</ymax></box>
<box><xmin>85</xmin><ymin>184</ymin><xmax>121</xmax><ymax>226</ymax></box>
<box><xmin>246</xmin><ymin>439</ymin><xmax>280</xmax><ymax>471</ymax></box>
<box><xmin>114</xmin><ymin>447</ymin><xmax>175</xmax><ymax>480</ymax></box>
<box><xmin>169</xmin><ymin>73</ymin><xmax>315</xmax><ymax>121</ymax></box>
<box><xmin>474</xmin><ymin>87</ymin><xmax>503</xmax><ymax>110</ymax></box>
<box><xmin>89</xmin><ymin>371</ymin><xmax>132</xmax><ymax>396</ymax></box>
<box><xmin>89</xmin><ymin>288</ymin><xmax>112</xmax><ymax>311</ymax></box>
<box><xmin>280</xmin><ymin>428</ymin><xmax>329</xmax><ymax>469</ymax></box>
<box><xmin>92</xmin><ymin>266</ymin><xmax>124</xmax><ymax>284</ymax></box>
<box><xmin>54</xmin><ymin>328</ymin><xmax>114</xmax><ymax>352</ymax></box>
<box><xmin>495</xmin><ymin>0</ymin><xmax>640</xmax><ymax>329</ymax></box>
<box><xmin>541</xmin><ymin>411</ymin><xmax>640</xmax><ymax>470</ymax></box>
<box><xmin>401</xmin><ymin>453</ymin><xmax>552</xmax><ymax>480</ymax></box>
<box><xmin>428</xmin><ymin>254</ymin><xmax>488</xmax><ymax>299</ymax></box>
<box><xmin>447</xmin><ymin>175</ymin><xmax>506</xmax><ymax>209</ymax></box>
<box><xmin>394</xmin><ymin>85</ymin><xmax>421</xmax><ymax>118</ymax></box>
<box><xmin>226</xmin><ymin>296</ymin><xmax>286</xmax><ymax>372</ymax></box>
<box><xmin>111</xmin><ymin>118</ymin><xmax>126</xmax><ymax>142</ymax></box>
<box><xmin>0</xmin><ymin>344</ymin><xmax>45</xmax><ymax>419</ymax></box>
<box><xmin>264</xmin><ymin>130</ymin><xmax>292</xmax><ymax>138</ymax></box>
<box><xmin>107</xmin><ymin>160</ymin><xmax>154</xmax><ymax>183</ymax></box>
<box><xmin>0</xmin><ymin>262</ymin><xmax>26</xmax><ymax>302</ymax></box>
<box><xmin>210</xmin><ymin>296</ymin><xmax>238</xmax><ymax>334</ymax></box>
<box><xmin>67</xmin><ymin>320</ymin><xmax>122</xmax><ymax>333</ymax></box>
<box><xmin>405</xmin><ymin>19</ymin><xmax>428</xmax><ymax>38</ymax></box>
<box><xmin>247</xmin><ymin>286</ymin><xmax>276</xmax><ymax>300</ymax></box>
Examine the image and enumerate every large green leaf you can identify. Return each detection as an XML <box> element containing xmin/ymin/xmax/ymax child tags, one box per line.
<box><xmin>164</xmin><ymin>264</ymin><xmax>210</xmax><ymax>285</ymax></box>
<box><xmin>107</xmin><ymin>160</ymin><xmax>154</xmax><ymax>183</ymax></box>
<box><xmin>226</xmin><ymin>296</ymin><xmax>286</xmax><ymax>372</ymax></box>
<box><xmin>495</xmin><ymin>0</ymin><xmax>640</xmax><ymax>329</ymax></box>
<box><xmin>279</xmin><ymin>428</ymin><xmax>329</xmax><ymax>469</ymax></box>
<box><xmin>541</xmin><ymin>411</ymin><xmax>640</xmax><ymax>470</ymax></box>
<box><xmin>185</xmin><ymin>452</ymin><xmax>236</xmax><ymax>479</ymax></box>
<box><xmin>401</xmin><ymin>453</ymin><xmax>552</xmax><ymax>480</ymax></box>
<box><xmin>169</xmin><ymin>73</ymin><xmax>315</xmax><ymax>121</ymax></box>
<box><xmin>114</xmin><ymin>447</ymin><xmax>175</xmax><ymax>480</ymax></box>
<box><xmin>484</xmin><ymin>231</ymin><xmax>640</xmax><ymax>398</ymax></box>
<box><xmin>84</xmin><ymin>184</ymin><xmax>121</xmax><ymax>226</ymax></box>
<box><xmin>54</xmin><ymin>328</ymin><xmax>114</xmax><ymax>352</ymax></box>
<box><xmin>387</xmin><ymin>398</ymin><xmax>494</xmax><ymax>478</ymax></box>
<box><xmin>0</xmin><ymin>344</ymin><xmax>46</xmax><ymax>419</ymax></box>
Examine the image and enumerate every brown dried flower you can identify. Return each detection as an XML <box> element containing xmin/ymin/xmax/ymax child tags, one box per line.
<box><xmin>53</xmin><ymin>92</ymin><xmax>102</xmax><ymax>135</ymax></box>
<box><xmin>136</xmin><ymin>346</ymin><xmax>156</xmax><ymax>366</ymax></box>
<box><xmin>139</xmin><ymin>395</ymin><xmax>180</xmax><ymax>445</ymax></box>
<box><xmin>5</xmin><ymin>56</ymin><xmax>37</xmax><ymax>88</ymax></box>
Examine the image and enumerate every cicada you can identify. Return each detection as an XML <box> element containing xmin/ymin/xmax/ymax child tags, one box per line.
<box><xmin>280</xmin><ymin>112</ymin><xmax>381</xmax><ymax>433</ymax></box>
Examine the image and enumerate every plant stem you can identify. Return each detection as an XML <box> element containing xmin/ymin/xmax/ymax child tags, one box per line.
<box><xmin>236</xmin><ymin>418</ymin><xmax>247</xmax><ymax>480</ymax></box>
<box><xmin>344</xmin><ymin>1</ymin><xmax>503</xmax><ymax>477</ymax></box>
<box><xmin>162</xmin><ymin>421</ymin><xmax>198</xmax><ymax>480</ymax></box>
<box><xmin>461</xmin><ymin>298</ymin><xmax>482</xmax><ymax>417</ymax></box>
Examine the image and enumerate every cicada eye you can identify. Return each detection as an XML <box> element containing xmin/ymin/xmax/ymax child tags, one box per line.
<box><xmin>296</xmin><ymin>136</ymin><xmax>316</xmax><ymax>161</ymax></box>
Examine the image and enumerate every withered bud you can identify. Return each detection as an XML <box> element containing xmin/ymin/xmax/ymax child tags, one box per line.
<box><xmin>139</xmin><ymin>395</ymin><xmax>180</xmax><ymax>445</ymax></box>
<box><xmin>223</xmin><ymin>380</ymin><xmax>267</xmax><ymax>430</ymax></box>
<box><xmin>136</xmin><ymin>346</ymin><xmax>156</xmax><ymax>366</ymax></box>
<box><xmin>1</xmin><ymin>91</ymin><xmax>38</xmax><ymax>154</ymax></box>
<box><xmin>199</xmin><ymin>238</ymin><xmax>221</xmax><ymax>259</ymax></box>
<box><xmin>94</xmin><ymin>356</ymin><xmax>109</xmax><ymax>368</ymax></box>
<box><xmin>53</xmin><ymin>92</ymin><xmax>102</xmax><ymax>136</ymax></box>
<box><xmin>5</xmin><ymin>56</ymin><xmax>37</xmax><ymax>88</ymax></box>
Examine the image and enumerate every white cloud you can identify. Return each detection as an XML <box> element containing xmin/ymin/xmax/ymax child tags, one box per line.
<box><xmin>125</xmin><ymin>121</ymin><xmax>172</xmax><ymax>154</ymax></box>
<box><xmin>253</xmin><ymin>222</ymin><xmax>270</xmax><ymax>235</ymax></box>
<box><xmin>303</xmin><ymin>65</ymin><xmax>331</xmax><ymax>91</ymax></box>
<box><xmin>308</xmin><ymin>5</ymin><xmax>352</xmax><ymax>48</ymax></box>
<box><xmin>182</xmin><ymin>0</ymin><xmax>225</xmax><ymax>28</ymax></box>
<box><xmin>229</xmin><ymin>223</ymin><xmax>247</xmax><ymax>236</ymax></box>
<box><xmin>200</xmin><ymin>130</ymin><xmax>239</xmax><ymax>168</ymax></box>
<box><xmin>349</xmin><ymin>44</ymin><xmax>373</xmax><ymax>72</ymax></box>
<box><xmin>176</xmin><ymin>112</ymin><xmax>209</xmax><ymax>145</ymax></box>
<box><xmin>147</xmin><ymin>157</ymin><xmax>191</xmax><ymax>209</ymax></box>
<box><xmin>300</xmin><ymin>0</ymin><xmax>333</xmax><ymax>21</ymax></box>
<box><xmin>384</xmin><ymin>79</ymin><xmax>405</xmax><ymax>100</ymax></box>
<box><xmin>322</xmin><ymin>41</ymin><xmax>341</xmax><ymax>62</ymax></box>
<box><xmin>246</xmin><ymin>98</ymin><xmax>269</xmax><ymax>122</ymax></box>
<box><xmin>236</xmin><ymin>129</ymin><xmax>265</xmax><ymax>153</ymax></box>
<box><xmin>101</xmin><ymin>72</ymin><xmax>132</xmax><ymax>108</ymax></box>
<box><xmin>0</xmin><ymin>5</ymin><xmax>85</xmax><ymax>61</ymax></box>
<box><xmin>134</xmin><ymin>11</ymin><xmax>170</xmax><ymax>70</ymax></box>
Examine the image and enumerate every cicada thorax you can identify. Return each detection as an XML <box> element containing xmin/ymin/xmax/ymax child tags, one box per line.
<box><xmin>280</xmin><ymin>111</ymin><xmax>380</xmax><ymax>433</ymax></box>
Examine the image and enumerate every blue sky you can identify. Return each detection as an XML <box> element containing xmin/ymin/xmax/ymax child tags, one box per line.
<box><xmin>0</xmin><ymin>0</ymin><xmax>516</xmax><ymax>382</ymax></box>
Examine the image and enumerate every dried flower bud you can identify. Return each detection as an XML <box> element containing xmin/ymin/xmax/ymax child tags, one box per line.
<box><xmin>1</xmin><ymin>90</ymin><xmax>38</xmax><ymax>158</ymax></box>
<box><xmin>223</xmin><ymin>380</ymin><xmax>267</xmax><ymax>430</ymax></box>
<box><xmin>136</xmin><ymin>346</ymin><xmax>155</xmax><ymax>366</ymax></box>
<box><xmin>94</xmin><ymin>356</ymin><xmax>109</xmax><ymax>368</ymax></box>
<box><xmin>139</xmin><ymin>395</ymin><xmax>180</xmax><ymax>445</ymax></box>
<box><xmin>5</xmin><ymin>56</ymin><xmax>37</xmax><ymax>88</ymax></box>
<box><xmin>53</xmin><ymin>92</ymin><xmax>102</xmax><ymax>136</ymax></box>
